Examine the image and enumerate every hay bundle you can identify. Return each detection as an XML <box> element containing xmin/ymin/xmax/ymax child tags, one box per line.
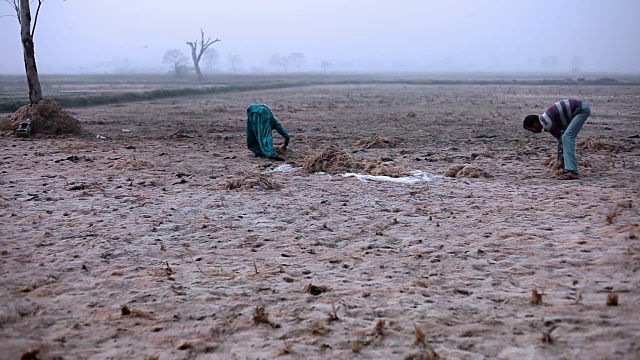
<box><xmin>107</xmin><ymin>158</ymin><xmax>153</xmax><ymax>170</ymax></box>
<box><xmin>303</xmin><ymin>145</ymin><xmax>362</xmax><ymax>174</ymax></box>
<box><xmin>542</xmin><ymin>156</ymin><xmax>564</xmax><ymax>170</ymax></box>
<box><xmin>444</xmin><ymin>164</ymin><xmax>490</xmax><ymax>178</ymax></box>
<box><xmin>9</xmin><ymin>99</ymin><xmax>81</xmax><ymax>136</ymax></box>
<box><xmin>224</xmin><ymin>172</ymin><xmax>282</xmax><ymax>190</ymax></box>
<box><xmin>577</xmin><ymin>138</ymin><xmax>627</xmax><ymax>153</ymax></box>
<box><xmin>363</xmin><ymin>159</ymin><xmax>408</xmax><ymax>177</ymax></box>
<box><xmin>355</xmin><ymin>134</ymin><xmax>396</xmax><ymax>149</ymax></box>
<box><xmin>444</xmin><ymin>164</ymin><xmax>466</xmax><ymax>177</ymax></box>
<box><xmin>303</xmin><ymin>145</ymin><xmax>408</xmax><ymax>177</ymax></box>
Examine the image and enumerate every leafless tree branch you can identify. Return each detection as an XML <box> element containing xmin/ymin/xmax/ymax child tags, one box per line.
<box><xmin>3</xmin><ymin>0</ymin><xmax>20</xmax><ymax>23</ymax></box>
<box><xmin>31</xmin><ymin>0</ymin><xmax>43</xmax><ymax>36</ymax></box>
<box><xmin>199</xmin><ymin>30</ymin><xmax>220</xmax><ymax>55</ymax></box>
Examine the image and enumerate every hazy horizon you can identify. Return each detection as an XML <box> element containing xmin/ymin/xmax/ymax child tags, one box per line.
<box><xmin>1</xmin><ymin>0</ymin><xmax>639</xmax><ymax>75</ymax></box>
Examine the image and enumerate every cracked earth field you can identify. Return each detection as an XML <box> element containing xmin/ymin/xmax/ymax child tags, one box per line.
<box><xmin>1</xmin><ymin>83</ymin><xmax>640</xmax><ymax>359</ymax></box>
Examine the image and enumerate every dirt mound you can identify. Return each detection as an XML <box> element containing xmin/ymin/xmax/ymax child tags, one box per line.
<box><xmin>224</xmin><ymin>172</ymin><xmax>282</xmax><ymax>190</ymax></box>
<box><xmin>303</xmin><ymin>145</ymin><xmax>407</xmax><ymax>177</ymax></box>
<box><xmin>8</xmin><ymin>99</ymin><xmax>81</xmax><ymax>136</ymax></box>
<box><xmin>444</xmin><ymin>164</ymin><xmax>490</xmax><ymax>178</ymax></box>
<box><xmin>107</xmin><ymin>158</ymin><xmax>153</xmax><ymax>170</ymax></box>
<box><xmin>577</xmin><ymin>138</ymin><xmax>627</xmax><ymax>153</ymax></box>
<box><xmin>355</xmin><ymin>134</ymin><xmax>396</xmax><ymax>149</ymax></box>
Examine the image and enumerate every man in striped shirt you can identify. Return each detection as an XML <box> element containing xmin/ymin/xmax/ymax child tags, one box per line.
<box><xmin>523</xmin><ymin>99</ymin><xmax>591</xmax><ymax>180</ymax></box>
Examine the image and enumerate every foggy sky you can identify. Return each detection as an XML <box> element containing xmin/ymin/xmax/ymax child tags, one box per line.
<box><xmin>1</xmin><ymin>0</ymin><xmax>639</xmax><ymax>74</ymax></box>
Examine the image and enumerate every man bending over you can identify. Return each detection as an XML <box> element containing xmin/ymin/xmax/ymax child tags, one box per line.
<box><xmin>523</xmin><ymin>99</ymin><xmax>591</xmax><ymax>180</ymax></box>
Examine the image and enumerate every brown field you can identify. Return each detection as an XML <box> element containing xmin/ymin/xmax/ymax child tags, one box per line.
<box><xmin>1</xmin><ymin>80</ymin><xmax>640</xmax><ymax>359</ymax></box>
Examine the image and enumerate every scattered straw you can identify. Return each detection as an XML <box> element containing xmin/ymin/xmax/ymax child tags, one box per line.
<box><xmin>578</xmin><ymin>138</ymin><xmax>627</xmax><ymax>153</ymax></box>
<box><xmin>414</xmin><ymin>323</ymin><xmax>426</xmax><ymax>346</ymax></box>
<box><xmin>309</xmin><ymin>321</ymin><xmax>330</xmax><ymax>335</ymax></box>
<box><xmin>252</xmin><ymin>306</ymin><xmax>280</xmax><ymax>328</ymax></box>
<box><xmin>530</xmin><ymin>288</ymin><xmax>543</xmax><ymax>305</ymax></box>
<box><xmin>372</xmin><ymin>319</ymin><xmax>385</xmax><ymax>338</ymax></box>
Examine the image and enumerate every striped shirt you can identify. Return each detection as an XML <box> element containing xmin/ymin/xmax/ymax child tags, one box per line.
<box><xmin>539</xmin><ymin>99</ymin><xmax>582</xmax><ymax>139</ymax></box>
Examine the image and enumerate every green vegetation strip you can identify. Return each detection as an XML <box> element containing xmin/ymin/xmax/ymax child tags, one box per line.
<box><xmin>0</xmin><ymin>77</ymin><xmax>632</xmax><ymax>113</ymax></box>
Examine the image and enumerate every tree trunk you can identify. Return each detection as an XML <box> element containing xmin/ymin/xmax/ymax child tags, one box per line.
<box><xmin>19</xmin><ymin>0</ymin><xmax>43</xmax><ymax>105</ymax></box>
<box><xmin>190</xmin><ymin>47</ymin><xmax>203</xmax><ymax>81</ymax></box>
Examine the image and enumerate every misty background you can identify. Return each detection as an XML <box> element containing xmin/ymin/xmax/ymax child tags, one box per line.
<box><xmin>1</xmin><ymin>0</ymin><xmax>639</xmax><ymax>75</ymax></box>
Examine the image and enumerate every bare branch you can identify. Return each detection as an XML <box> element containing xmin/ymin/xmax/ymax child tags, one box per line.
<box><xmin>31</xmin><ymin>0</ymin><xmax>42</xmax><ymax>36</ymax></box>
<box><xmin>3</xmin><ymin>0</ymin><xmax>20</xmax><ymax>23</ymax></box>
<box><xmin>198</xmin><ymin>42</ymin><xmax>220</xmax><ymax>62</ymax></box>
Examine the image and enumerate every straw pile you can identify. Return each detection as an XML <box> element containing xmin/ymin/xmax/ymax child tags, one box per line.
<box><xmin>444</xmin><ymin>164</ymin><xmax>490</xmax><ymax>178</ymax></box>
<box><xmin>543</xmin><ymin>156</ymin><xmax>564</xmax><ymax>170</ymax></box>
<box><xmin>355</xmin><ymin>134</ymin><xmax>397</xmax><ymax>149</ymax></box>
<box><xmin>362</xmin><ymin>159</ymin><xmax>408</xmax><ymax>177</ymax></box>
<box><xmin>224</xmin><ymin>172</ymin><xmax>282</xmax><ymax>190</ymax></box>
<box><xmin>107</xmin><ymin>158</ymin><xmax>154</xmax><ymax>170</ymax></box>
<box><xmin>303</xmin><ymin>145</ymin><xmax>407</xmax><ymax>177</ymax></box>
<box><xmin>303</xmin><ymin>146</ymin><xmax>362</xmax><ymax>174</ymax></box>
<box><xmin>9</xmin><ymin>99</ymin><xmax>81</xmax><ymax>136</ymax></box>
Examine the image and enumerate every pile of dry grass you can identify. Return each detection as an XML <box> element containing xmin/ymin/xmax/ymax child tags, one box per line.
<box><xmin>362</xmin><ymin>159</ymin><xmax>408</xmax><ymax>177</ymax></box>
<box><xmin>543</xmin><ymin>156</ymin><xmax>557</xmax><ymax>168</ymax></box>
<box><xmin>8</xmin><ymin>99</ymin><xmax>81</xmax><ymax>136</ymax></box>
<box><xmin>224</xmin><ymin>172</ymin><xmax>282</xmax><ymax>190</ymax></box>
<box><xmin>545</xmin><ymin>155</ymin><xmax>596</xmax><ymax>174</ymax></box>
<box><xmin>303</xmin><ymin>146</ymin><xmax>362</xmax><ymax>174</ymax></box>
<box><xmin>355</xmin><ymin>134</ymin><xmax>396</xmax><ymax>149</ymax></box>
<box><xmin>0</xmin><ymin>117</ymin><xmax>13</xmax><ymax>133</ymax></box>
<box><xmin>577</xmin><ymin>138</ymin><xmax>627</xmax><ymax>153</ymax></box>
<box><xmin>303</xmin><ymin>145</ymin><xmax>407</xmax><ymax>177</ymax></box>
<box><xmin>107</xmin><ymin>158</ymin><xmax>154</xmax><ymax>170</ymax></box>
<box><xmin>543</xmin><ymin>156</ymin><xmax>564</xmax><ymax>175</ymax></box>
<box><xmin>444</xmin><ymin>164</ymin><xmax>490</xmax><ymax>178</ymax></box>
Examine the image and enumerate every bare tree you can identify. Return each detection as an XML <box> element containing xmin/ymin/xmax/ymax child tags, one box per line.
<box><xmin>5</xmin><ymin>0</ymin><xmax>44</xmax><ymax>104</ymax></box>
<box><xmin>540</xmin><ymin>56</ymin><xmax>559</xmax><ymax>71</ymax></box>
<box><xmin>281</xmin><ymin>55</ymin><xmax>291</xmax><ymax>73</ymax></box>
<box><xmin>202</xmin><ymin>48</ymin><xmax>220</xmax><ymax>73</ymax></box>
<box><xmin>268</xmin><ymin>54</ymin><xmax>283</xmax><ymax>72</ymax></box>
<box><xmin>320</xmin><ymin>61</ymin><xmax>332</xmax><ymax>73</ymax></box>
<box><xmin>571</xmin><ymin>56</ymin><xmax>585</xmax><ymax>73</ymax></box>
<box><xmin>289</xmin><ymin>52</ymin><xmax>305</xmax><ymax>72</ymax></box>
<box><xmin>162</xmin><ymin>49</ymin><xmax>190</xmax><ymax>77</ymax></box>
<box><xmin>228</xmin><ymin>54</ymin><xmax>242</xmax><ymax>73</ymax></box>
<box><xmin>186</xmin><ymin>29</ymin><xmax>220</xmax><ymax>81</ymax></box>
